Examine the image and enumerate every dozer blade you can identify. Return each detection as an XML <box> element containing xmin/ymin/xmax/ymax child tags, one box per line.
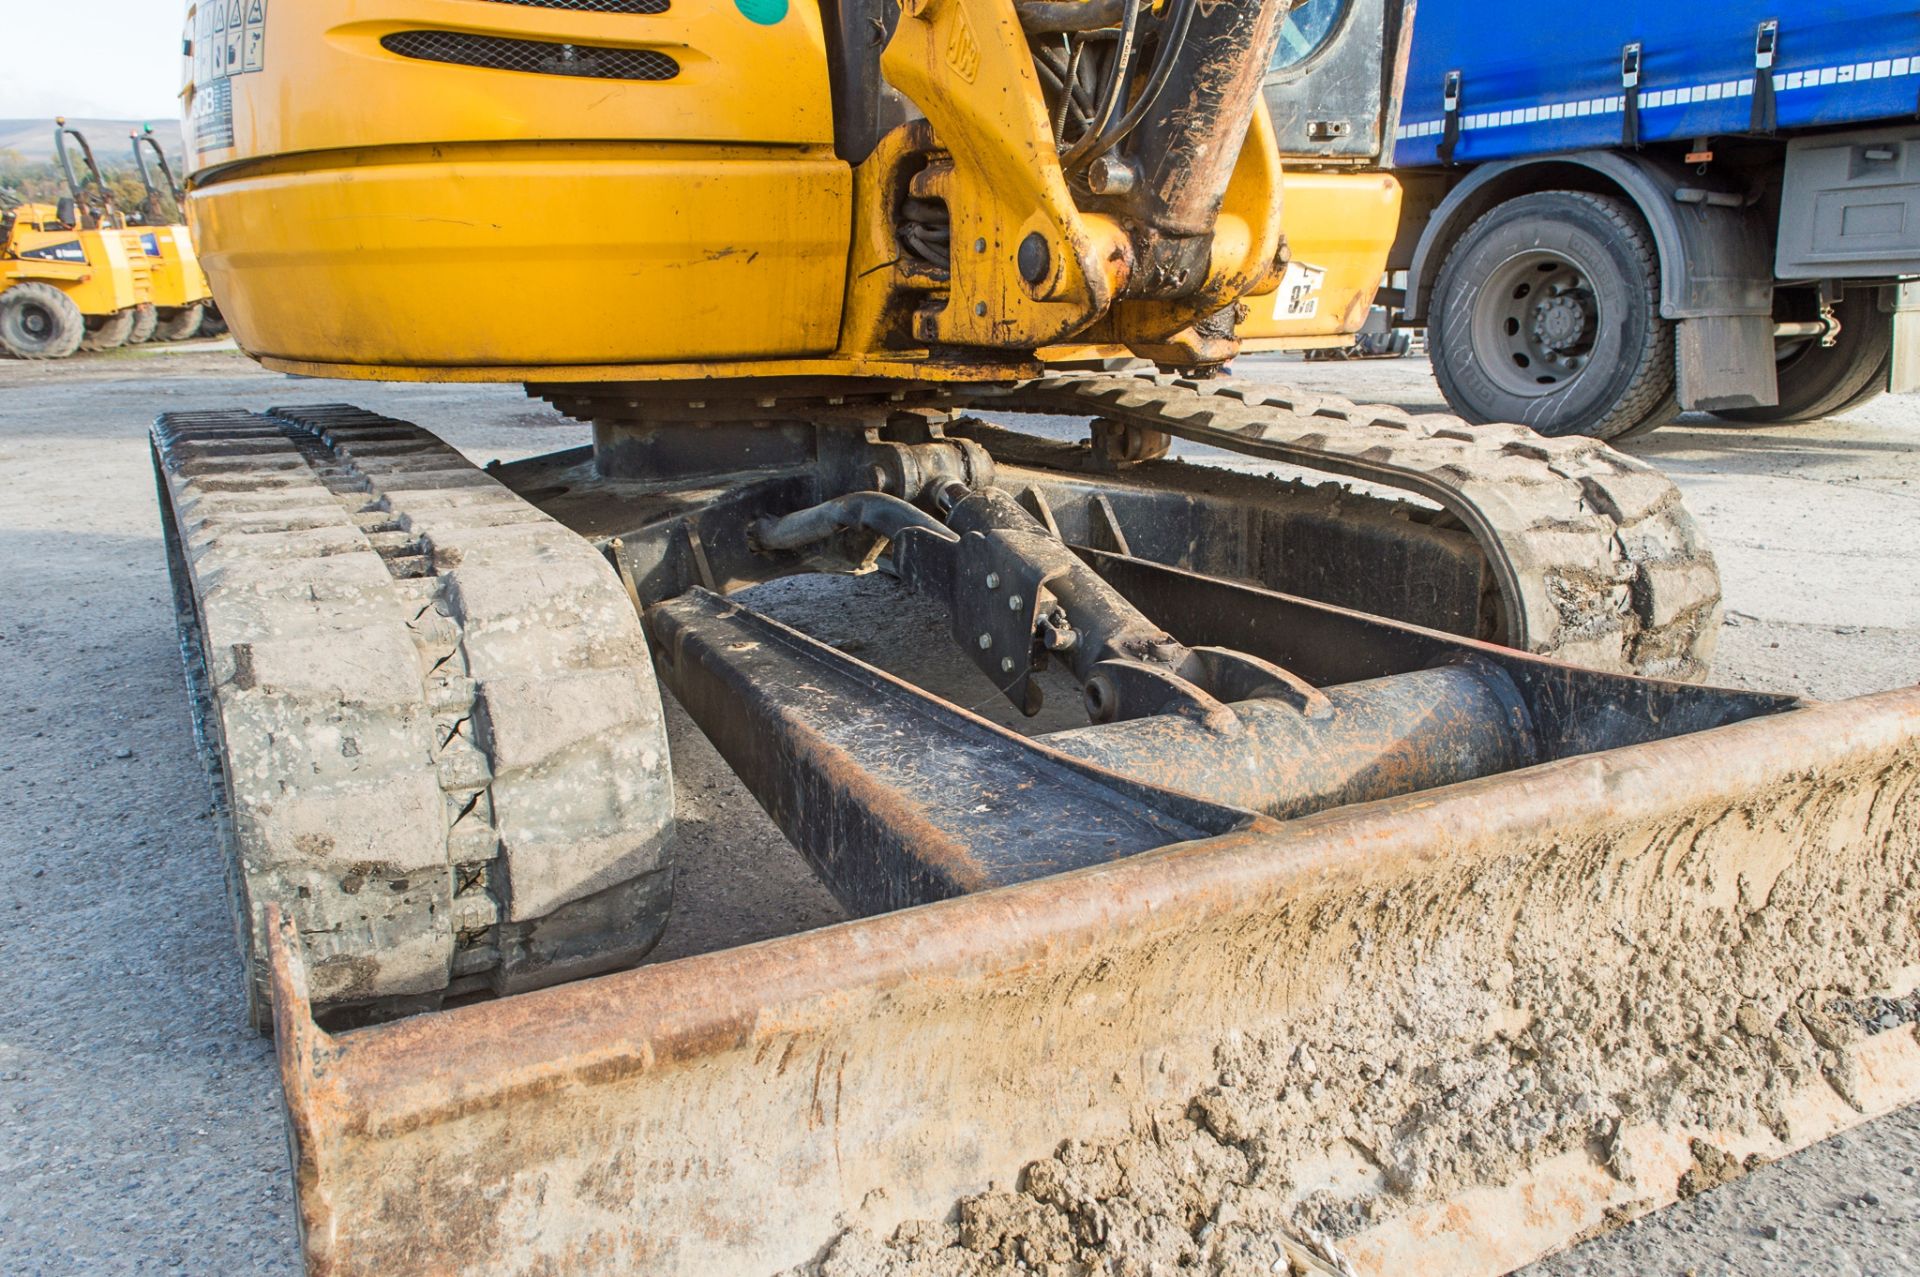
<box><xmin>266</xmin><ymin>679</ymin><xmax>1920</xmax><ymax>1275</ymax></box>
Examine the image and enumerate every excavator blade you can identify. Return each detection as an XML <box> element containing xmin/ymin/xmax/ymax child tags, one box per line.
<box><xmin>268</xmin><ymin>684</ymin><xmax>1920</xmax><ymax>1277</ymax></box>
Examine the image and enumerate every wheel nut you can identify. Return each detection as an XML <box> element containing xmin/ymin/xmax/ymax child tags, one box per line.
<box><xmin>1000</xmin><ymin>657</ymin><xmax>1014</xmax><ymax>673</ymax></box>
<box><xmin>1008</xmin><ymin>595</ymin><xmax>1024</xmax><ymax>611</ymax></box>
<box><xmin>985</xmin><ymin>573</ymin><xmax>1001</xmax><ymax>589</ymax></box>
<box><xmin>978</xmin><ymin>633</ymin><xmax>993</xmax><ymax>649</ymax></box>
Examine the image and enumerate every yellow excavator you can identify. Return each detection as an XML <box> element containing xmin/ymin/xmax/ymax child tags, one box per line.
<box><xmin>157</xmin><ymin>2</ymin><xmax>1918</xmax><ymax>1274</ymax></box>
<box><xmin>127</xmin><ymin>125</ymin><xmax>215</xmax><ymax>341</ymax></box>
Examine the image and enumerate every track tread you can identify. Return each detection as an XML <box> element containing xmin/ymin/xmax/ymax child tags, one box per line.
<box><xmin>990</xmin><ymin>371</ymin><xmax>1722</xmax><ymax>680</ymax></box>
<box><xmin>154</xmin><ymin>406</ymin><xmax>672</xmax><ymax>1023</ymax></box>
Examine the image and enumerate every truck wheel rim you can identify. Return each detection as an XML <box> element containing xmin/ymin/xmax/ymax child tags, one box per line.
<box><xmin>20</xmin><ymin>303</ymin><xmax>52</xmax><ymax>340</ymax></box>
<box><xmin>1472</xmin><ymin>250</ymin><xmax>1599</xmax><ymax>398</ymax></box>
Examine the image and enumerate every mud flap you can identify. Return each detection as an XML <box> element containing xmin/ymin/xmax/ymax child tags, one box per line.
<box><xmin>264</xmin><ymin>687</ymin><xmax>1920</xmax><ymax>1276</ymax></box>
<box><xmin>1891</xmin><ymin>280</ymin><xmax>1920</xmax><ymax>395</ymax></box>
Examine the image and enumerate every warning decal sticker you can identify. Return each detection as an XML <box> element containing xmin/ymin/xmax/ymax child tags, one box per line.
<box><xmin>190</xmin><ymin>0</ymin><xmax>266</xmax><ymax>152</ymax></box>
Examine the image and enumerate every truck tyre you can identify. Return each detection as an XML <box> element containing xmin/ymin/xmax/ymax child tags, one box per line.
<box><xmin>1429</xmin><ymin>191</ymin><xmax>1675</xmax><ymax>440</ymax></box>
<box><xmin>0</xmin><ymin>282</ymin><xmax>86</xmax><ymax>359</ymax></box>
<box><xmin>81</xmin><ymin>308</ymin><xmax>136</xmax><ymax>351</ymax></box>
<box><xmin>198</xmin><ymin>305</ymin><xmax>228</xmax><ymax>337</ymax></box>
<box><xmin>1715</xmin><ymin>291</ymin><xmax>1891</xmax><ymax>425</ymax></box>
<box><xmin>1609</xmin><ymin>391</ymin><xmax>1680</xmax><ymax>443</ymax></box>
<box><xmin>153</xmin><ymin>303</ymin><xmax>206</xmax><ymax>342</ymax></box>
<box><xmin>127</xmin><ymin>302</ymin><xmax>159</xmax><ymax>345</ymax></box>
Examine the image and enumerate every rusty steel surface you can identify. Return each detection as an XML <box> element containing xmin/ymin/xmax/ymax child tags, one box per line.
<box><xmin>266</xmin><ymin>685</ymin><xmax>1920</xmax><ymax>1277</ymax></box>
<box><xmin>649</xmin><ymin>588</ymin><xmax>1249</xmax><ymax>912</ymax></box>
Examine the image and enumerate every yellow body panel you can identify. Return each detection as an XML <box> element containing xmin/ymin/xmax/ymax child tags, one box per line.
<box><xmin>1238</xmin><ymin>170</ymin><xmax>1403</xmax><ymax>348</ymax></box>
<box><xmin>185</xmin><ymin>0</ymin><xmax>851</xmax><ymax>368</ymax></box>
<box><xmin>2</xmin><ymin>207</ymin><xmax>146</xmax><ymax>318</ymax></box>
<box><xmin>183</xmin><ymin>0</ymin><xmax>837</xmax><ymax>166</ymax></box>
<box><xmin>194</xmin><ymin>142</ymin><xmax>851</xmax><ymax>366</ymax></box>
<box><xmin>1042</xmin><ymin>171</ymin><xmax>1403</xmax><ymax>361</ymax></box>
<box><xmin>185</xmin><ymin>1</ymin><xmax>1380</xmax><ymax>379</ymax></box>
<box><xmin>125</xmin><ymin>226</ymin><xmax>212</xmax><ymax>310</ymax></box>
<box><xmin>125</xmin><ymin>239</ymin><xmax>156</xmax><ymax>308</ymax></box>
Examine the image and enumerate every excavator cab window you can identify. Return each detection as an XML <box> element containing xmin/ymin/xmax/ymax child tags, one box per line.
<box><xmin>1271</xmin><ymin>0</ymin><xmax>1350</xmax><ymax>72</ymax></box>
<box><xmin>1261</xmin><ymin>0</ymin><xmax>1404</xmax><ymax>159</ymax></box>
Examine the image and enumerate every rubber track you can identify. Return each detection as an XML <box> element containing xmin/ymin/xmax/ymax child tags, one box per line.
<box><xmin>984</xmin><ymin>371</ymin><xmax>1722</xmax><ymax>681</ymax></box>
<box><xmin>154</xmin><ymin>405</ymin><xmax>671</xmax><ymax>1023</ymax></box>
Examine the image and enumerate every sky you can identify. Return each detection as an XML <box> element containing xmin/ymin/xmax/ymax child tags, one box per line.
<box><xmin>0</xmin><ymin>3</ymin><xmax>186</xmax><ymax>119</ymax></box>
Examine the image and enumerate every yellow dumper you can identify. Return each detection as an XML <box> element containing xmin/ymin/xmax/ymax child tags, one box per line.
<box><xmin>0</xmin><ymin>123</ymin><xmax>155</xmax><ymax>359</ymax></box>
<box><xmin>126</xmin><ymin>127</ymin><xmax>213</xmax><ymax>341</ymax></box>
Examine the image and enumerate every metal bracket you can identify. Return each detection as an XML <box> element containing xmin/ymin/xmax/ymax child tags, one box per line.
<box><xmin>950</xmin><ymin>528</ymin><xmax>1068</xmax><ymax>716</ymax></box>
<box><xmin>1752</xmin><ymin>21</ymin><xmax>1780</xmax><ymax>134</ymax></box>
<box><xmin>1621</xmin><ymin>43</ymin><xmax>1643</xmax><ymax>149</ymax></box>
<box><xmin>1438</xmin><ymin>69</ymin><xmax>1463</xmax><ymax>165</ymax></box>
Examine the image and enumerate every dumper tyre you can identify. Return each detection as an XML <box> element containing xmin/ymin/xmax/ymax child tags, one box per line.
<box><xmin>1714</xmin><ymin>290</ymin><xmax>1891</xmax><ymax>425</ymax></box>
<box><xmin>198</xmin><ymin>304</ymin><xmax>228</xmax><ymax>337</ymax></box>
<box><xmin>153</xmin><ymin>406</ymin><xmax>677</xmax><ymax>1031</ymax></box>
<box><xmin>81</xmin><ymin>308</ymin><xmax>136</xmax><ymax>351</ymax></box>
<box><xmin>0</xmin><ymin>281</ymin><xmax>85</xmax><ymax>359</ymax></box>
<box><xmin>153</xmin><ymin>303</ymin><xmax>205</xmax><ymax>342</ymax></box>
<box><xmin>127</xmin><ymin>302</ymin><xmax>159</xmax><ymax>345</ymax></box>
<box><xmin>1429</xmin><ymin>191</ymin><xmax>1675</xmax><ymax>440</ymax></box>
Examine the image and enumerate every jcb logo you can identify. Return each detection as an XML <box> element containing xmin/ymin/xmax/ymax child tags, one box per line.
<box><xmin>945</xmin><ymin>7</ymin><xmax>979</xmax><ymax>83</ymax></box>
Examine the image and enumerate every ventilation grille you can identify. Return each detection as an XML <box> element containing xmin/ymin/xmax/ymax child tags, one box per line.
<box><xmin>476</xmin><ymin>0</ymin><xmax>670</xmax><ymax>12</ymax></box>
<box><xmin>381</xmin><ymin>31</ymin><xmax>679</xmax><ymax>80</ymax></box>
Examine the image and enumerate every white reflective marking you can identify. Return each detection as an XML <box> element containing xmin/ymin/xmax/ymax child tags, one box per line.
<box><xmin>1397</xmin><ymin>54</ymin><xmax>1920</xmax><ymax>142</ymax></box>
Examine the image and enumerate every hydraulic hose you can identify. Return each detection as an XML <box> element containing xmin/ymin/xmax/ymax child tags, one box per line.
<box><xmin>1077</xmin><ymin>0</ymin><xmax>1198</xmax><ymax>163</ymax></box>
<box><xmin>751</xmin><ymin>492</ymin><xmax>959</xmax><ymax>552</ymax></box>
<box><xmin>1059</xmin><ymin>0</ymin><xmax>1143</xmax><ymax>170</ymax></box>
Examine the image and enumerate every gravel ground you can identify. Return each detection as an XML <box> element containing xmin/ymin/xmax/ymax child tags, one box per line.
<box><xmin>0</xmin><ymin>341</ymin><xmax>1914</xmax><ymax>1275</ymax></box>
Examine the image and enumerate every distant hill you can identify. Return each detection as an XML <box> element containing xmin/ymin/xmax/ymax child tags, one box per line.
<box><xmin>0</xmin><ymin>118</ymin><xmax>185</xmax><ymax>167</ymax></box>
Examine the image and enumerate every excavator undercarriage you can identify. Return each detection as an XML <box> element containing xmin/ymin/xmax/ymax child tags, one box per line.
<box><xmin>154</xmin><ymin>372</ymin><xmax>1920</xmax><ymax>1275</ymax></box>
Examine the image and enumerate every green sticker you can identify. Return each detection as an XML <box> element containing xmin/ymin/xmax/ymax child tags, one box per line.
<box><xmin>735</xmin><ymin>0</ymin><xmax>788</xmax><ymax>24</ymax></box>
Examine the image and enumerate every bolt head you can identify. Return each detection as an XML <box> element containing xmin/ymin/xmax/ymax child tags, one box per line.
<box><xmin>985</xmin><ymin>572</ymin><xmax>1002</xmax><ymax>589</ymax></box>
<box><xmin>1017</xmin><ymin>231</ymin><xmax>1051</xmax><ymax>285</ymax></box>
<box><xmin>1008</xmin><ymin>595</ymin><xmax>1024</xmax><ymax>611</ymax></box>
<box><xmin>978</xmin><ymin>633</ymin><xmax>993</xmax><ymax>649</ymax></box>
<box><xmin>1000</xmin><ymin>657</ymin><xmax>1014</xmax><ymax>673</ymax></box>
